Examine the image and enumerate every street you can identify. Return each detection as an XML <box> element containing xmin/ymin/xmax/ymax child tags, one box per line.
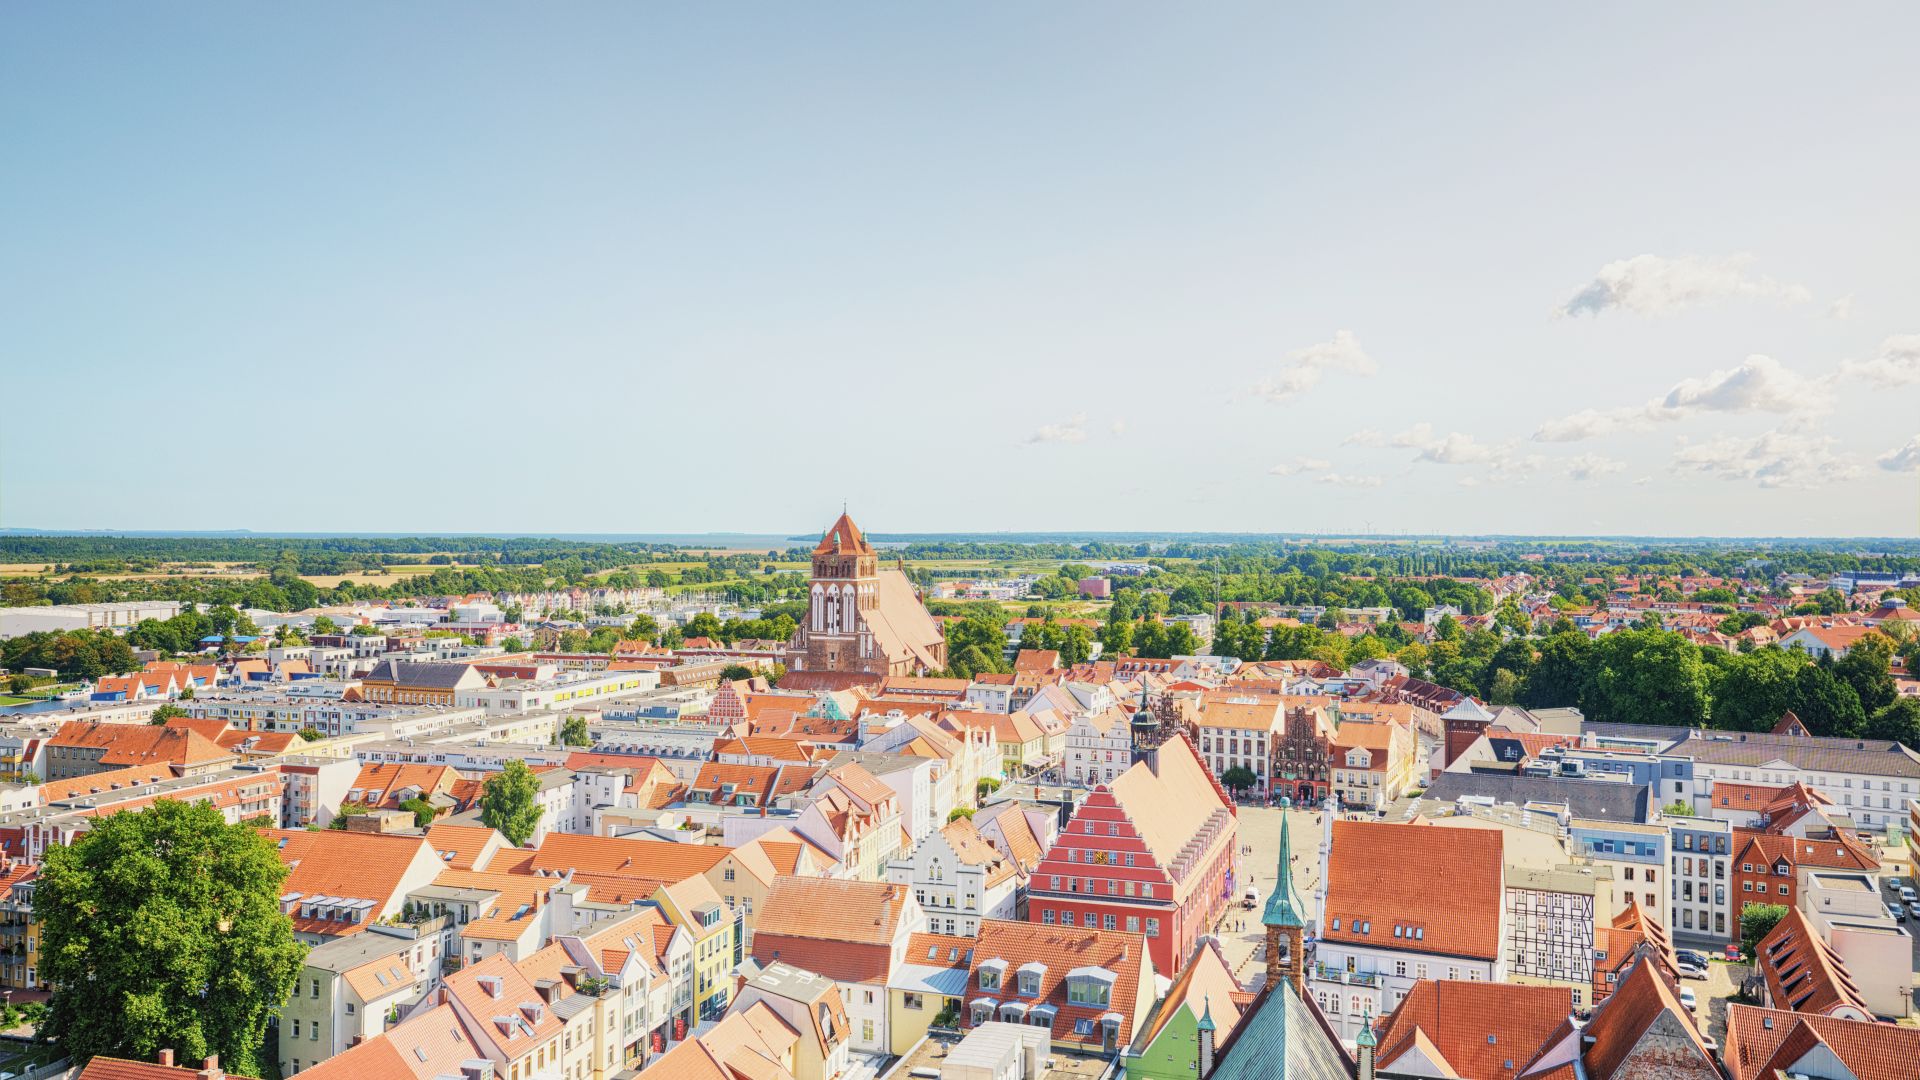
<box><xmin>1208</xmin><ymin>804</ymin><xmax>1326</xmax><ymax>991</ymax></box>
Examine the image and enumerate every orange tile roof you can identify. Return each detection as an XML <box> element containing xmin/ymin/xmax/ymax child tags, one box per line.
<box><xmin>1373</xmin><ymin>980</ymin><xmax>1572</xmax><ymax>1080</ymax></box>
<box><xmin>643</xmin><ymin>1002</ymin><xmax>800</xmax><ymax>1080</ymax></box>
<box><xmin>752</xmin><ymin>876</ymin><xmax>911</xmax><ymax>980</ymax></box>
<box><xmin>1723</xmin><ymin>1004</ymin><xmax>1920</xmax><ymax>1080</ymax></box>
<box><xmin>50</xmin><ymin>721</ymin><xmax>234</xmax><ymax>771</ymax></box>
<box><xmin>422</xmin><ymin>823</ymin><xmax>504</xmax><ymax>870</ymax></box>
<box><xmin>78</xmin><ymin>1057</ymin><xmax>259</xmax><ymax>1080</ymax></box>
<box><xmin>343</xmin><ymin>951</ymin><xmax>422</xmax><ymax>1004</ymax></box>
<box><xmin>1566</xmin><ymin>954</ymin><xmax>1714</xmax><ymax>1080</ymax></box>
<box><xmin>523</xmin><ymin>832</ymin><xmax>729</xmax><ymax>880</ymax></box>
<box><xmin>1105</xmin><ymin>735</ymin><xmax>1234</xmax><ymax>877</ymax></box>
<box><xmin>263</xmin><ymin>829</ymin><xmax>434</xmax><ymax>937</ymax></box>
<box><xmin>441</xmin><ymin>953</ymin><xmax>563</xmax><ymax>1061</ymax></box>
<box><xmin>1323</xmin><ymin>821</ymin><xmax>1503</xmax><ymax>962</ymax></box>
<box><xmin>348</xmin><ymin>762</ymin><xmax>458</xmax><ymax>810</ymax></box>
<box><xmin>1755</xmin><ymin>907</ymin><xmax>1868</xmax><ymax>1017</ymax></box>
<box><xmin>905</xmin><ymin>932</ymin><xmax>976</xmax><ymax>969</ymax></box>
<box><xmin>965</xmin><ymin>919</ymin><xmax>1150</xmax><ymax>1047</ymax></box>
<box><xmin>40</xmin><ymin>763</ymin><xmax>175</xmax><ymax>803</ymax></box>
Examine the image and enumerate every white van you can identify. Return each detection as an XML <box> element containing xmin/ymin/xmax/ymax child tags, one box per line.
<box><xmin>1242</xmin><ymin>887</ymin><xmax>1259</xmax><ymax>909</ymax></box>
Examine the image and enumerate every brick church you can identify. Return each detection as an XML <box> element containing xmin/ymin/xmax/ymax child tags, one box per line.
<box><xmin>787</xmin><ymin>512</ymin><xmax>947</xmax><ymax>677</ymax></box>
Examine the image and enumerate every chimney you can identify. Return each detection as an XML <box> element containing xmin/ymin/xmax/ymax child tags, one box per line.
<box><xmin>198</xmin><ymin>1054</ymin><xmax>224</xmax><ymax>1080</ymax></box>
<box><xmin>158</xmin><ymin>1050</ymin><xmax>176</xmax><ymax>1067</ymax></box>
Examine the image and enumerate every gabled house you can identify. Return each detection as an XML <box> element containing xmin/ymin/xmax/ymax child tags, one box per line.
<box><xmin>1026</xmin><ymin>734</ymin><xmax>1236</xmax><ymax>976</ymax></box>
<box><xmin>961</xmin><ymin>919</ymin><xmax>1156</xmax><ymax>1055</ymax></box>
<box><xmin>887</xmin><ymin>815</ymin><xmax>1020</xmax><ymax>937</ymax></box>
<box><xmin>748</xmin><ymin>876</ymin><xmax>921</xmax><ymax>1055</ymax></box>
<box><xmin>1516</xmin><ymin>954</ymin><xmax>1718</xmax><ymax>1080</ymax></box>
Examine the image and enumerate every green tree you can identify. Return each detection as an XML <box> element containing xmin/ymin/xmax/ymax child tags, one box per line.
<box><xmin>37</xmin><ymin>800</ymin><xmax>304</xmax><ymax>1076</ymax></box>
<box><xmin>480</xmin><ymin>759</ymin><xmax>545</xmax><ymax>847</ymax></box>
<box><xmin>946</xmin><ymin>808</ymin><xmax>975</xmax><ymax>823</ymax></box>
<box><xmin>1519</xmin><ymin>631</ymin><xmax>1592</xmax><ymax>709</ymax></box>
<box><xmin>398</xmin><ymin>797</ymin><xmax>440</xmax><ymax>828</ymax></box>
<box><xmin>1710</xmin><ymin>647</ymin><xmax>1808</xmax><ymax>732</ymax></box>
<box><xmin>559</xmin><ymin>715</ymin><xmax>592</xmax><ymax>748</ymax></box>
<box><xmin>310</xmin><ymin>615</ymin><xmax>339</xmax><ymax>636</ymax></box>
<box><xmin>349</xmin><ymin>623</ymin><xmax>383</xmax><ymax>637</ymax></box>
<box><xmin>1583</xmin><ymin>630</ymin><xmax>1709</xmax><ymax>727</ymax></box>
<box><xmin>683</xmin><ymin>613</ymin><xmax>724</xmax><ymax>641</ymax></box>
<box><xmin>1739</xmin><ymin>902</ymin><xmax>1789</xmax><ymax>960</ymax></box>
<box><xmin>1789</xmin><ymin>663</ymin><xmax>1866</xmax><ymax>737</ymax></box>
<box><xmin>1833</xmin><ymin>632</ymin><xmax>1897</xmax><ymax>717</ymax></box>
<box><xmin>1220</xmin><ymin>765</ymin><xmax>1258</xmax><ymax>793</ymax></box>
<box><xmin>1866</xmin><ymin>697</ymin><xmax>1920</xmax><ymax>745</ymax></box>
<box><xmin>149</xmin><ymin>703</ymin><xmax>189</xmax><ymax>725</ymax></box>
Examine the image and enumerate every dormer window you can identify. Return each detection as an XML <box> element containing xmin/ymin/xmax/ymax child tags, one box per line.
<box><xmin>1017</xmin><ymin>961</ymin><xmax>1046</xmax><ymax>997</ymax></box>
<box><xmin>1066</xmin><ymin>966</ymin><xmax>1115</xmax><ymax>1007</ymax></box>
<box><xmin>978</xmin><ymin>958</ymin><xmax>1006</xmax><ymax>992</ymax></box>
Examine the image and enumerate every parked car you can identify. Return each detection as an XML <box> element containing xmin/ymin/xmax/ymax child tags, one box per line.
<box><xmin>1890</xmin><ymin>902</ymin><xmax>1907</xmax><ymax>921</ymax></box>
<box><xmin>1903</xmin><ymin>885</ymin><xmax>1917</xmax><ymax>905</ymax></box>
<box><xmin>1675</xmin><ymin>949</ymin><xmax>1710</xmax><ymax>969</ymax></box>
<box><xmin>1678</xmin><ymin>987</ymin><xmax>1697</xmax><ymax>1011</ymax></box>
<box><xmin>1242</xmin><ymin>888</ymin><xmax>1259</xmax><ymax>909</ymax></box>
<box><xmin>1885</xmin><ymin>876</ymin><xmax>1905</xmax><ymax>893</ymax></box>
<box><xmin>1677</xmin><ymin>961</ymin><xmax>1709</xmax><ymax>981</ymax></box>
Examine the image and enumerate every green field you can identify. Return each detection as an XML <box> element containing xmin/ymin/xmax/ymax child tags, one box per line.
<box><xmin>0</xmin><ymin>696</ymin><xmax>36</xmax><ymax>707</ymax></box>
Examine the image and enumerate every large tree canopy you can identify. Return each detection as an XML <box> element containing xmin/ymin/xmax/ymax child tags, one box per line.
<box><xmin>37</xmin><ymin>800</ymin><xmax>304</xmax><ymax>1076</ymax></box>
<box><xmin>480</xmin><ymin>759</ymin><xmax>545</xmax><ymax>847</ymax></box>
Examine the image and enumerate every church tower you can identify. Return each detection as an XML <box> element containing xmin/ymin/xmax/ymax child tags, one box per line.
<box><xmin>1129</xmin><ymin>679</ymin><xmax>1161</xmax><ymax>767</ymax></box>
<box><xmin>1263</xmin><ymin>813</ymin><xmax>1309</xmax><ymax>997</ymax></box>
<box><xmin>805</xmin><ymin>512</ymin><xmax>880</xmax><ymax>672</ymax></box>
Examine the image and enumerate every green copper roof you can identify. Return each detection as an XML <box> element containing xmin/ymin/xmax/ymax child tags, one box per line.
<box><xmin>1197</xmin><ymin>996</ymin><xmax>1216</xmax><ymax>1032</ymax></box>
<box><xmin>1261</xmin><ymin>814</ymin><xmax>1308</xmax><ymax>929</ymax></box>
<box><xmin>1355</xmin><ymin>1008</ymin><xmax>1377</xmax><ymax>1048</ymax></box>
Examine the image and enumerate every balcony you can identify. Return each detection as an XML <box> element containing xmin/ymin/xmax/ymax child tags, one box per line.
<box><xmin>1313</xmin><ymin>963</ymin><xmax>1382</xmax><ymax>988</ymax></box>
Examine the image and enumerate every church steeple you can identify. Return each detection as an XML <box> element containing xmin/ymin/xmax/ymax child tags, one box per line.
<box><xmin>1263</xmin><ymin>814</ymin><xmax>1310</xmax><ymax>996</ymax></box>
<box><xmin>1129</xmin><ymin>678</ymin><xmax>1159</xmax><ymax>766</ymax></box>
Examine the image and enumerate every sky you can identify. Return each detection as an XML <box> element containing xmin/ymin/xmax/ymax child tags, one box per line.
<box><xmin>3</xmin><ymin>4</ymin><xmax>1917</xmax><ymax>538</ymax></box>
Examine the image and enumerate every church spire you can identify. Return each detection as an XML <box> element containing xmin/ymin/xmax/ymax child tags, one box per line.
<box><xmin>1129</xmin><ymin>678</ymin><xmax>1159</xmax><ymax>766</ymax></box>
<box><xmin>1261</xmin><ymin>814</ymin><xmax>1307</xmax><ymax>929</ymax></box>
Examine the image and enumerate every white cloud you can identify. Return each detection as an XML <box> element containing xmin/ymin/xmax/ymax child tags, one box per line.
<box><xmin>1392</xmin><ymin>423</ymin><xmax>1502</xmax><ymax>464</ymax></box>
<box><xmin>1251</xmin><ymin>330</ymin><xmax>1375</xmax><ymax>403</ymax></box>
<box><xmin>1657</xmin><ymin>354</ymin><xmax>1827</xmax><ymax>416</ymax></box>
<box><xmin>1342</xmin><ymin>428</ymin><xmax>1387</xmax><ymax>447</ymax></box>
<box><xmin>1110</xmin><ymin>418</ymin><xmax>1128</xmax><ymax>436</ymax></box>
<box><xmin>1025</xmin><ymin>413</ymin><xmax>1087</xmax><ymax>445</ymax></box>
<box><xmin>1632</xmin><ymin>476</ymin><xmax>1652</xmax><ymax>486</ymax></box>
<box><xmin>1557</xmin><ymin>254</ymin><xmax>1812</xmax><ymax>317</ymax></box>
<box><xmin>1879</xmin><ymin>436</ymin><xmax>1920</xmax><ymax>473</ymax></box>
<box><xmin>1563</xmin><ymin>453</ymin><xmax>1627</xmax><ymax>481</ymax></box>
<box><xmin>1268</xmin><ymin>456</ymin><xmax>1332</xmax><ymax>477</ymax></box>
<box><xmin>1534</xmin><ymin>355</ymin><xmax>1828</xmax><ymax>442</ymax></box>
<box><xmin>1840</xmin><ymin>334</ymin><xmax>1920</xmax><ymax>387</ymax></box>
<box><xmin>1671</xmin><ymin>429</ymin><xmax>1861</xmax><ymax>489</ymax></box>
<box><xmin>1826</xmin><ymin>296</ymin><xmax>1856</xmax><ymax>320</ymax></box>
<box><xmin>1457</xmin><ymin>476</ymin><xmax>1482</xmax><ymax>488</ymax></box>
<box><xmin>1317</xmin><ymin>473</ymin><xmax>1384</xmax><ymax>489</ymax></box>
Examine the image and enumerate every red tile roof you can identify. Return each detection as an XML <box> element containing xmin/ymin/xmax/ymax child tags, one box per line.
<box><xmin>1723</xmin><ymin>1004</ymin><xmax>1920</xmax><ymax>1080</ymax></box>
<box><xmin>1323</xmin><ymin>821</ymin><xmax>1503</xmax><ymax>962</ymax></box>
<box><xmin>1373</xmin><ymin>980</ymin><xmax>1573</xmax><ymax>1080</ymax></box>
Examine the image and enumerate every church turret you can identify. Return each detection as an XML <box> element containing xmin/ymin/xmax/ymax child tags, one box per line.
<box><xmin>1263</xmin><ymin>813</ymin><xmax>1309</xmax><ymax>997</ymax></box>
<box><xmin>1355</xmin><ymin>1006</ymin><xmax>1377</xmax><ymax>1080</ymax></box>
<box><xmin>1130</xmin><ymin>679</ymin><xmax>1159</xmax><ymax>767</ymax></box>
<box><xmin>1197</xmin><ymin>995</ymin><xmax>1217</xmax><ymax>1076</ymax></box>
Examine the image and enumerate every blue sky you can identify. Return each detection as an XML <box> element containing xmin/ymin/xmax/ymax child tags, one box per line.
<box><xmin>3</xmin><ymin>4</ymin><xmax>1916</xmax><ymax>536</ymax></box>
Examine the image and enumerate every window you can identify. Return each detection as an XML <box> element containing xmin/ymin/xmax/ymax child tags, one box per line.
<box><xmin>291</xmin><ymin>1020</ymin><xmax>301</xmax><ymax>1039</ymax></box>
<box><xmin>1127</xmin><ymin>916</ymin><xmax>1140</xmax><ymax>932</ymax></box>
<box><xmin>1042</xmin><ymin>910</ymin><xmax>1055</xmax><ymax>925</ymax></box>
<box><xmin>1103</xmin><ymin>914</ymin><xmax>1117</xmax><ymax>931</ymax></box>
<box><xmin>1145</xmin><ymin>918</ymin><xmax>1160</xmax><ymax>937</ymax></box>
